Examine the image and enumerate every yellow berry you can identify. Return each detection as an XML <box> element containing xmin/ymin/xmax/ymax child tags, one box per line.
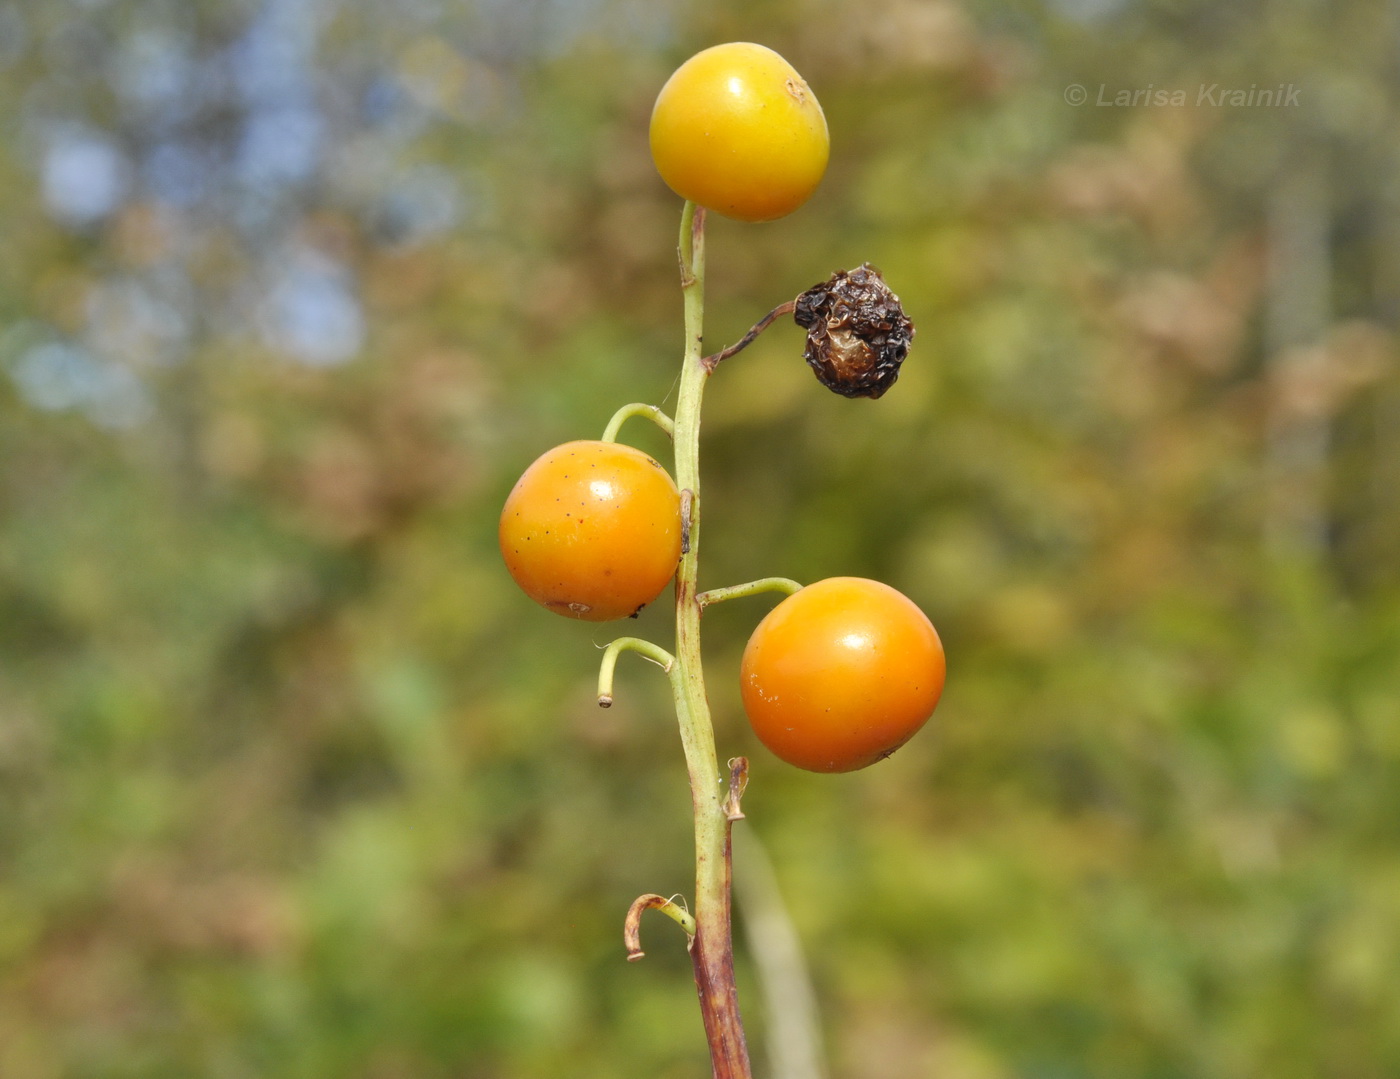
<box><xmin>650</xmin><ymin>43</ymin><xmax>829</xmax><ymax>223</ymax></box>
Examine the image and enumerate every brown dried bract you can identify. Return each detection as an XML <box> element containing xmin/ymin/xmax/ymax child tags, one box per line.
<box><xmin>793</xmin><ymin>264</ymin><xmax>914</xmax><ymax>399</ymax></box>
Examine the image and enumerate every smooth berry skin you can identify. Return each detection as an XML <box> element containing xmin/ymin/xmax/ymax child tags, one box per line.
<box><xmin>740</xmin><ymin>577</ymin><xmax>946</xmax><ymax>772</ymax></box>
<box><xmin>500</xmin><ymin>440</ymin><xmax>682</xmax><ymax>622</ymax></box>
<box><xmin>650</xmin><ymin>42</ymin><xmax>829</xmax><ymax>223</ymax></box>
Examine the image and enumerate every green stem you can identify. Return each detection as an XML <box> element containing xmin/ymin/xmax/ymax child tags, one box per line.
<box><xmin>596</xmin><ymin>637</ymin><xmax>675</xmax><ymax>709</ymax></box>
<box><xmin>698</xmin><ymin>577</ymin><xmax>804</xmax><ymax>610</ymax></box>
<box><xmin>602</xmin><ymin>402</ymin><xmax>675</xmax><ymax>443</ymax></box>
<box><xmin>670</xmin><ymin>201</ymin><xmax>753</xmax><ymax>1079</ymax></box>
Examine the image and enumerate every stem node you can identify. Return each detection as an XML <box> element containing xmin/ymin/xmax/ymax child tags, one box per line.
<box><xmin>681</xmin><ymin>489</ymin><xmax>695</xmax><ymax>555</ymax></box>
<box><xmin>725</xmin><ymin>758</ymin><xmax>750</xmax><ymax>822</ymax></box>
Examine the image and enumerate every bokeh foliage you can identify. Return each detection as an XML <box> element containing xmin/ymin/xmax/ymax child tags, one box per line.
<box><xmin>1</xmin><ymin>0</ymin><xmax>1398</xmax><ymax>1076</ymax></box>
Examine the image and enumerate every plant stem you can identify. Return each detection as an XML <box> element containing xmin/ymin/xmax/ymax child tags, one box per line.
<box><xmin>602</xmin><ymin>401</ymin><xmax>675</xmax><ymax>443</ymax></box>
<box><xmin>702</xmin><ymin>299</ymin><xmax>798</xmax><ymax>372</ymax></box>
<box><xmin>670</xmin><ymin>201</ymin><xmax>753</xmax><ymax>1079</ymax></box>
<box><xmin>624</xmin><ymin>893</ymin><xmax>697</xmax><ymax>961</ymax></box>
<box><xmin>596</xmin><ymin>637</ymin><xmax>675</xmax><ymax>709</ymax></box>
<box><xmin>698</xmin><ymin>577</ymin><xmax>804</xmax><ymax>610</ymax></box>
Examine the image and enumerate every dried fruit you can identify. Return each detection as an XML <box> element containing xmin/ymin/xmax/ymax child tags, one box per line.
<box><xmin>793</xmin><ymin>264</ymin><xmax>914</xmax><ymax>398</ymax></box>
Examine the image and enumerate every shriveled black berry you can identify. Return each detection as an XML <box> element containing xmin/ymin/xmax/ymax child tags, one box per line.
<box><xmin>793</xmin><ymin>264</ymin><xmax>914</xmax><ymax>399</ymax></box>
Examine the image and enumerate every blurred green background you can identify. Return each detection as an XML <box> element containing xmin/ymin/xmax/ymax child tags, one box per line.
<box><xmin>2</xmin><ymin>0</ymin><xmax>1398</xmax><ymax>1076</ymax></box>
